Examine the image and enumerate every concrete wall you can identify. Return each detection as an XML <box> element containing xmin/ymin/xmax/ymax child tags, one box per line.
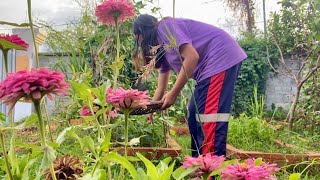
<box><xmin>265</xmin><ymin>58</ymin><xmax>300</xmax><ymax>109</ymax></box>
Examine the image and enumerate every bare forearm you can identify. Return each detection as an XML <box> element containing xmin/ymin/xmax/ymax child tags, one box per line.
<box><xmin>153</xmin><ymin>88</ymin><xmax>165</xmax><ymax>101</ymax></box>
<box><xmin>171</xmin><ymin>57</ymin><xmax>198</xmax><ymax>95</ymax></box>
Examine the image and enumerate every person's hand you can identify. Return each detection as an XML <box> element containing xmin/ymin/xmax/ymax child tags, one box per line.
<box><xmin>146</xmin><ymin>113</ymin><xmax>154</xmax><ymax>123</ymax></box>
<box><xmin>161</xmin><ymin>90</ymin><xmax>179</xmax><ymax>110</ymax></box>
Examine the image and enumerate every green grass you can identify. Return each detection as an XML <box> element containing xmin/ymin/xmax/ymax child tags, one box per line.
<box><xmin>172</xmin><ymin>134</ymin><xmax>191</xmax><ymax>158</ymax></box>
<box><xmin>228</xmin><ymin>114</ymin><xmax>320</xmax><ymax>154</ymax></box>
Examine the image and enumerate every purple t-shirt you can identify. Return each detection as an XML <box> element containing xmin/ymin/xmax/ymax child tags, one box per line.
<box><xmin>157</xmin><ymin>18</ymin><xmax>247</xmax><ymax>82</ymax></box>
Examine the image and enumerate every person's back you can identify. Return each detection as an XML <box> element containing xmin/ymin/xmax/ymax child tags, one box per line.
<box><xmin>157</xmin><ymin>17</ymin><xmax>247</xmax><ymax>82</ymax></box>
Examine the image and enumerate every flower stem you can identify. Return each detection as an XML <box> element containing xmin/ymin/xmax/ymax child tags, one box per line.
<box><xmin>3</xmin><ymin>50</ymin><xmax>9</xmax><ymax>74</ymax></box>
<box><xmin>113</xmin><ymin>19</ymin><xmax>120</xmax><ymax>88</ymax></box>
<box><xmin>124</xmin><ymin>111</ymin><xmax>129</xmax><ymax>158</ymax></box>
<box><xmin>0</xmin><ymin>132</ymin><xmax>13</xmax><ymax>180</ymax></box>
<box><xmin>89</xmin><ymin>104</ymin><xmax>105</xmax><ymax>139</ymax></box>
<box><xmin>34</xmin><ymin>100</ymin><xmax>57</xmax><ymax>180</ymax></box>
<box><xmin>27</xmin><ymin>0</ymin><xmax>40</xmax><ymax>68</ymax></box>
<box><xmin>42</xmin><ymin>98</ymin><xmax>54</xmax><ymax>142</ymax></box>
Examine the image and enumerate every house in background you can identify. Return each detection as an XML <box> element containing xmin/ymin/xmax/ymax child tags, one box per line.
<box><xmin>0</xmin><ymin>28</ymin><xmax>47</xmax><ymax>121</ymax></box>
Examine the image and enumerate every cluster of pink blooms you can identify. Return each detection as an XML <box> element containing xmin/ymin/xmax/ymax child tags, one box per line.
<box><xmin>106</xmin><ymin>88</ymin><xmax>150</xmax><ymax>110</ymax></box>
<box><xmin>95</xmin><ymin>0</ymin><xmax>135</xmax><ymax>26</ymax></box>
<box><xmin>0</xmin><ymin>34</ymin><xmax>29</xmax><ymax>50</ymax></box>
<box><xmin>182</xmin><ymin>153</ymin><xmax>226</xmax><ymax>176</ymax></box>
<box><xmin>80</xmin><ymin>104</ymin><xmax>117</xmax><ymax>118</ymax></box>
<box><xmin>221</xmin><ymin>158</ymin><xmax>280</xmax><ymax>180</ymax></box>
<box><xmin>0</xmin><ymin>68</ymin><xmax>69</xmax><ymax>108</ymax></box>
<box><xmin>182</xmin><ymin>154</ymin><xmax>280</xmax><ymax>180</ymax></box>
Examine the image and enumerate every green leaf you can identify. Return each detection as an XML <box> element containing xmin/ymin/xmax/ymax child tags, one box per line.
<box><xmin>137</xmin><ymin>153</ymin><xmax>159</xmax><ymax>178</ymax></box>
<box><xmin>56</xmin><ymin>127</ymin><xmax>72</xmax><ymax>145</ymax></box>
<box><xmin>83</xmin><ymin>136</ymin><xmax>97</xmax><ymax>157</ymax></box>
<box><xmin>83</xmin><ymin>116</ymin><xmax>94</xmax><ymax>123</ymax></box>
<box><xmin>254</xmin><ymin>158</ymin><xmax>263</xmax><ymax>166</ymax></box>
<box><xmin>0</xmin><ymin>39</ymin><xmax>28</xmax><ymax>51</ymax></box>
<box><xmin>159</xmin><ymin>160</ymin><xmax>175</xmax><ymax>180</ymax></box>
<box><xmin>8</xmin><ymin>135</ymin><xmax>19</xmax><ymax>176</ymax></box>
<box><xmin>104</xmin><ymin>152</ymin><xmax>138</xmax><ymax>180</ymax></box>
<box><xmin>137</xmin><ymin>168</ymin><xmax>148</xmax><ymax>180</ymax></box>
<box><xmin>160</xmin><ymin>157</ymin><xmax>172</xmax><ymax>166</ymax></box>
<box><xmin>100</xmin><ymin>129</ymin><xmax>112</xmax><ymax>152</ymax></box>
<box><xmin>289</xmin><ymin>173</ymin><xmax>301</xmax><ymax>180</ymax></box>
<box><xmin>21</xmin><ymin>158</ymin><xmax>36</xmax><ymax>180</ymax></box>
<box><xmin>16</xmin><ymin>141</ymin><xmax>42</xmax><ymax>152</ymax></box>
<box><xmin>36</xmin><ymin>145</ymin><xmax>56</xmax><ymax>180</ymax></box>
<box><xmin>0</xmin><ymin>112</ymin><xmax>5</xmax><ymax>122</ymax></box>
<box><xmin>15</xmin><ymin>114</ymin><xmax>38</xmax><ymax>129</ymax></box>
<box><xmin>80</xmin><ymin>169</ymin><xmax>107</xmax><ymax>180</ymax></box>
<box><xmin>172</xmin><ymin>166</ymin><xmax>198</xmax><ymax>180</ymax></box>
<box><xmin>209</xmin><ymin>170</ymin><xmax>221</xmax><ymax>177</ymax></box>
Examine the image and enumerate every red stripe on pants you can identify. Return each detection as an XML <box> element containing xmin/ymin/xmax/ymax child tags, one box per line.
<box><xmin>202</xmin><ymin>71</ymin><xmax>226</xmax><ymax>154</ymax></box>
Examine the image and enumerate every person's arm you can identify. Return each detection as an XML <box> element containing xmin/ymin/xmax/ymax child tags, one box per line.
<box><xmin>153</xmin><ymin>70</ymin><xmax>170</xmax><ymax>101</ymax></box>
<box><xmin>161</xmin><ymin>43</ymin><xmax>199</xmax><ymax>109</ymax></box>
<box><xmin>147</xmin><ymin>70</ymin><xmax>170</xmax><ymax>122</ymax></box>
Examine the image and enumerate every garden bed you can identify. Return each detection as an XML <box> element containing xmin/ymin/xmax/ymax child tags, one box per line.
<box><xmin>226</xmin><ymin>144</ymin><xmax>320</xmax><ymax>165</ymax></box>
<box><xmin>112</xmin><ymin>136</ymin><xmax>181</xmax><ymax>159</ymax></box>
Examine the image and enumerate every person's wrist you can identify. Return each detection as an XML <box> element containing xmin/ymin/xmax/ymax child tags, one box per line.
<box><xmin>170</xmin><ymin>88</ymin><xmax>180</xmax><ymax>97</ymax></box>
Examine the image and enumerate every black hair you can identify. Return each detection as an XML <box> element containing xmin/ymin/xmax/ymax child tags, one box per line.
<box><xmin>132</xmin><ymin>14</ymin><xmax>165</xmax><ymax>69</ymax></box>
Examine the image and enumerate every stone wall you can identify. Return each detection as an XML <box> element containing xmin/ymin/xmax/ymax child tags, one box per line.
<box><xmin>265</xmin><ymin>58</ymin><xmax>300</xmax><ymax>109</ymax></box>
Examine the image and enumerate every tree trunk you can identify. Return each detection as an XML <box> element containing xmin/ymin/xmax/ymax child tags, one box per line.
<box><xmin>288</xmin><ymin>85</ymin><xmax>301</xmax><ymax>130</ymax></box>
<box><xmin>245</xmin><ymin>0</ymin><xmax>254</xmax><ymax>33</ymax></box>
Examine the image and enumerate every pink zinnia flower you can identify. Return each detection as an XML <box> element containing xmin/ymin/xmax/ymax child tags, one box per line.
<box><xmin>245</xmin><ymin>158</ymin><xmax>280</xmax><ymax>176</ymax></box>
<box><xmin>0</xmin><ymin>68</ymin><xmax>69</xmax><ymax>109</ymax></box>
<box><xmin>0</xmin><ymin>34</ymin><xmax>29</xmax><ymax>51</ymax></box>
<box><xmin>106</xmin><ymin>88</ymin><xmax>150</xmax><ymax>111</ymax></box>
<box><xmin>221</xmin><ymin>159</ymin><xmax>280</xmax><ymax>180</ymax></box>
<box><xmin>80</xmin><ymin>104</ymin><xmax>117</xmax><ymax>118</ymax></box>
<box><xmin>80</xmin><ymin>105</ymin><xmax>98</xmax><ymax>116</ymax></box>
<box><xmin>182</xmin><ymin>153</ymin><xmax>225</xmax><ymax>176</ymax></box>
<box><xmin>95</xmin><ymin>0</ymin><xmax>135</xmax><ymax>26</ymax></box>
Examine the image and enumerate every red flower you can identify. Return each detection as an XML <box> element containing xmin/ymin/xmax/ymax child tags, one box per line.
<box><xmin>106</xmin><ymin>88</ymin><xmax>150</xmax><ymax>111</ymax></box>
<box><xmin>0</xmin><ymin>34</ymin><xmax>29</xmax><ymax>51</ymax></box>
<box><xmin>0</xmin><ymin>68</ymin><xmax>69</xmax><ymax>109</ymax></box>
<box><xmin>95</xmin><ymin>0</ymin><xmax>135</xmax><ymax>26</ymax></box>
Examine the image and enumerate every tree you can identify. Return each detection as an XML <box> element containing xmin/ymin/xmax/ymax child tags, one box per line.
<box><xmin>267</xmin><ymin>0</ymin><xmax>320</xmax><ymax>130</ymax></box>
<box><xmin>225</xmin><ymin>0</ymin><xmax>256</xmax><ymax>33</ymax></box>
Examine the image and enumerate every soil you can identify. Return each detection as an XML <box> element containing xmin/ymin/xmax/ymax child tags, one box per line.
<box><xmin>171</xmin><ymin>126</ymin><xmax>189</xmax><ymax>135</ymax></box>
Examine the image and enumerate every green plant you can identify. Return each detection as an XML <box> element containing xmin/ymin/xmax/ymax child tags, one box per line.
<box><xmin>103</xmin><ymin>152</ymin><xmax>196</xmax><ymax>180</ymax></box>
<box><xmin>232</xmin><ymin>34</ymin><xmax>277</xmax><ymax>116</ymax></box>
<box><xmin>267</xmin><ymin>0</ymin><xmax>320</xmax><ymax>130</ymax></box>
<box><xmin>249</xmin><ymin>85</ymin><xmax>265</xmax><ymax>119</ymax></box>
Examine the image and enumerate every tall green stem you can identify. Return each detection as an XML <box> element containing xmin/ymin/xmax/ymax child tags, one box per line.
<box><xmin>124</xmin><ymin>111</ymin><xmax>129</xmax><ymax>158</ymax></box>
<box><xmin>88</xmin><ymin>104</ymin><xmax>105</xmax><ymax>139</ymax></box>
<box><xmin>0</xmin><ymin>132</ymin><xmax>13</xmax><ymax>180</ymax></box>
<box><xmin>42</xmin><ymin>99</ymin><xmax>54</xmax><ymax>142</ymax></box>
<box><xmin>3</xmin><ymin>50</ymin><xmax>9</xmax><ymax>74</ymax></box>
<box><xmin>113</xmin><ymin>20</ymin><xmax>120</xmax><ymax>88</ymax></box>
<box><xmin>27</xmin><ymin>0</ymin><xmax>39</xmax><ymax>68</ymax></box>
<box><xmin>34</xmin><ymin>100</ymin><xmax>57</xmax><ymax>180</ymax></box>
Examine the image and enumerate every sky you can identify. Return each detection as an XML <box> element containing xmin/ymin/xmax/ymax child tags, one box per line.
<box><xmin>0</xmin><ymin>0</ymin><xmax>280</xmax><ymax>35</ymax></box>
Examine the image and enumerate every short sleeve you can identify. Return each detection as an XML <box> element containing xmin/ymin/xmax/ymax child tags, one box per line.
<box><xmin>157</xmin><ymin>18</ymin><xmax>192</xmax><ymax>49</ymax></box>
<box><xmin>159</xmin><ymin>58</ymin><xmax>171</xmax><ymax>73</ymax></box>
